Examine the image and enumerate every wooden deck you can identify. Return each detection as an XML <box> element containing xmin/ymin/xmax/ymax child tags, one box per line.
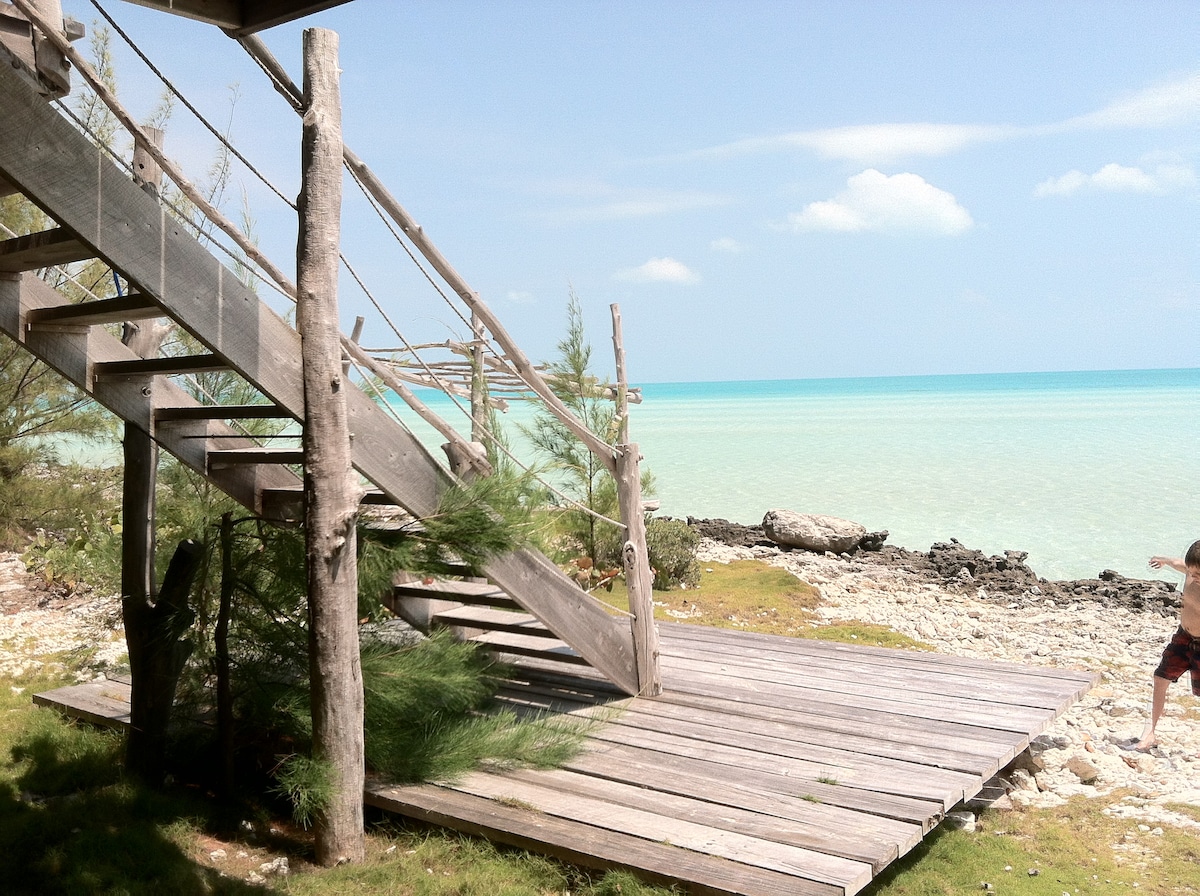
<box><xmin>370</xmin><ymin>622</ymin><xmax>1096</xmax><ymax>896</ymax></box>
<box><xmin>35</xmin><ymin>622</ymin><xmax>1097</xmax><ymax>895</ymax></box>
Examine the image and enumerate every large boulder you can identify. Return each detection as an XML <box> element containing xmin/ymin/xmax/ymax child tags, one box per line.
<box><xmin>762</xmin><ymin>510</ymin><xmax>867</xmax><ymax>554</ymax></box>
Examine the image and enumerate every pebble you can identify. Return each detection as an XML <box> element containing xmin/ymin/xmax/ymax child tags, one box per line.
<box><xmin>697</xmin><ymin>540</ymin><xmax>1200</xmax><ymax>827</ymax></box>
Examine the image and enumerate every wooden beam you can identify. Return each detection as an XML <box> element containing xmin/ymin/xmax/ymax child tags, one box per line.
<box><xmin>93</xmin><ymin>353</ymin><xmax>227</xmax><ymax>378</ymax></box>
<box><xmin>0</xmin><ymin>172</ymin><xmax>20</xmax><ymax>199</ymax></box>
<box><xmin>155</xmin><ymin>403</ymin><xmax>290</xmax><ymax>422</ymax></box>
<box><xmin>0</xmin><ymin>228</ymin><xmax>92</xmax><ymax>272</ymax></box>
<box><xmin>26</xmin><ymin>293</ymin><xmax>161</xmax><ymax>327</ymax></box>
<box><xmin>119</xmin><ymin>0</ymin><xmax>353</xmax><ymax>35</ymax></box>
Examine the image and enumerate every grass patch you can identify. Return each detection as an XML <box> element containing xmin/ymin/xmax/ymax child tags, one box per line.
<box><xmin>276</xmin><ymin>829</ymin><xmax>677</xmax><ymax>895</ymax></box>
<box><xmin>632</xmin><ymin>559</ymin><xmax>927</xmax><ymax>648</ymax></box>
<box><xmin>0</xmin><ymin>668</ymin><xmax>672</xmax><ymax>895</ymax></box>
<box><xmin>646</xmin><ymin>560</ymin><xmax>822</xmax><ymax>635</ymax></box>
<box><xmin>866</xmin><ymin>797</ymin><xmax>1200</xmax><ymax>896</ymax></box>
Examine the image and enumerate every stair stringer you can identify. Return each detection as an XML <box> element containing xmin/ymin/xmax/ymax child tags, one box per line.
<box><xmin>0</xmin><ymin>60</ymin><xmax>642</xmax><ymax>695</ymax></box>
<box><xmin>0</xmin><ymin>271</ymin><xmax>303</xmax><ymax>514</ymax></box>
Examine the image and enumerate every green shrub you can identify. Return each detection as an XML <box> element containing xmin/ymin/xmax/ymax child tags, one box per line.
<box><xmin>645</xmin><ymin>518</ymin><xmax>700</xmax><ymax>590</ymax></box>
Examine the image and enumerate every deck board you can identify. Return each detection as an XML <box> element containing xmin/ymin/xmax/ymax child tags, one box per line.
<box><xmin>32</xmin><ymin>623</ymin><xmax>1097</xmax><ymax>896</ymax></box>
<box><xmin>375</xmin><ymin>624</ymin><xmax>1096</xmax><ymax>894</ymax></box>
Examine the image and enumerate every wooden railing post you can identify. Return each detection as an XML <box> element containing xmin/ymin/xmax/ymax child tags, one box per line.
<box><xmin>297</xmin><ymin>26</ymin><xmax>365</xmax><ymax>867</ymax></box>
<box><xmin>611</xmin><ymin>304</ymin><xmax>660</xmax><ymax>696</ymax></box>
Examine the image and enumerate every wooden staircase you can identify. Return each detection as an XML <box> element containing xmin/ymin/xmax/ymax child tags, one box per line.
<box><xmin>0</xmin><ymin>58</ymin><xmax>644</xmax><ymax>695</ymax></box>
<box><xmin>388</xmin><ymin>578</ymin><xmax>596</xmax><ymax>670</ymax></box>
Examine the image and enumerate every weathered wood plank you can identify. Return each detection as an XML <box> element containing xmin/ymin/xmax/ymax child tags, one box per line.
<box><xmin>561</xmin><ymin>738</ymin><xmax>939</xmax><ymax>833</ymax></box>
<box><xmin>0</xmin><ymin>227</ymin><xmax>92</xmax><ymax>272</ymax></box>
<box><xmin>367</xmin><ymin>783</ymin><xmax>840</xmax><ymax>896</ymax></box>
<box><xmin>207</xmin><ymin>447</ymin><xmax>304</xmax><ymax>467</ymax></box>
<box><xmin>392</xmin><ymin>579</ymin><xmax>514</xmax><ymax>605</ymax></box>
<box><xmin>498</xmin><ymin>766</ymin><xmax>913</xmax><ymax>874</ymax></box>
<box><xmin>662</xmin><ymin>641</ymin><xmax>1084</xmax><ymax>713</ymax></box>
<box><xmin>32</xmin><ymin>680</ymin><xmax>131</xmax><ymax>729</ymax></box>
<box><xmin>470</xmin><ymin>630</ymin><xmax>589</xmax><ymax>665</ymax></box>
<box><xmin>588</xmin><ymin>694</ymin><xmax>1013</xmax><ymax>777</ymax></box>
<box><xmin>441</xmin><ymin>772</ymin><xmax>874</xmax><ymax>893</ymax></box>
<box><xmin>25</xmin><ymin>293</ymin><xmax>162</xmax><ymax>327</ymax></box>
<box><xmin>434</xmin><ymin>605</ymin><xmax>556</xmax><ymax>637</ymax></box>
<box><xmin>661</xmin><ymin>654</ymin><xmax>1058</xmax><ymax>733</ymax></box>
<box><xmin>570</xmin><ymin>736</ymin><xmax>944</xmax><ymax>828</ymax></box>
<box><xmin>586</xmin><ymin>700</ymin><xmax>982</xmax><ymax>801</ymax></box>
<box><xmin>583</xmin><ymin>715</ymin><xmax>974</xmax><ymax>810</ymax></box>
<box><xmin>662</xmin><ymin>621</ymin><xmax>1098</xmax><ymax>686</ymax></box>
<box><xmin>93</xmin><ymin>353</ymin><xmax>228</xmax><ymax>378</ymax></box>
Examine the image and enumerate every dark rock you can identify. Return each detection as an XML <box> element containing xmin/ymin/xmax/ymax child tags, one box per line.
<box><xmin>859</xmin><ymin>530</ymin><xmax>889</xmax><ymax>551</ymax></box>
<box><xmin>686</xmin><ymin>517</ymin><xmax>772</xmax><ymax>548</ymax></box>
<box><xmin>687</xmin><ymin>514</ymin><xmax>1183</xmax><ymax>615</ymax></box>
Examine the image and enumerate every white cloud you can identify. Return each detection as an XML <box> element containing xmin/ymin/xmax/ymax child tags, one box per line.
<box><xmin>1034</xmin><ymin>162</ymin><xmax>1197</xmax><ymax>197</ymax></box>
<box><xmin>682</xmin><ymin>71</ymin><xmax>1200</xmax><ymax>165</ymax></box>
<box><xmin>691</xmin><ymin>123</ymin><xmax>1013</xmax><ymax>165</ymax></box>
<box><xmin>614</xmin><ymin>257</ymin><xmax>700</xmax><ymax>284</ymax></box>
<box><xmin>789</xmin><ymin>169</ymin><xmax>973</xmax><ymax>236</ymax></box>
<box><xmin>710</xmin><ymin>237</ymin><xmax>743</xmax><ymax>253</ymax></box>
<box><xmin>505</xmin><ymin>290</ymin><xmax>536</xmax><ymax>304</ymax></box>
<box><xmin>1063</xmin><ymin>72</ymin><xmax>1200</xmax><ymax>130</ymax></box>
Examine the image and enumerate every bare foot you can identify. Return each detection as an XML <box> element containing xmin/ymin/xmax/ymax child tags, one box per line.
<box><xmin>1133</xmin><ymin>733</ymin><xmax>1158</xmax><ymax>752</ymax></box>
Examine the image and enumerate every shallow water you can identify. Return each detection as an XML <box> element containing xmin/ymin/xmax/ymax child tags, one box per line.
<box><xmin>55</xmin><ymin>367</ymin><xmax>1200</xmax><ymax>584</ymax></box>
<box><xmin>623</xmin><ymin>369</ymin><xmax>1200</xmax><ymax>582</ymax></box>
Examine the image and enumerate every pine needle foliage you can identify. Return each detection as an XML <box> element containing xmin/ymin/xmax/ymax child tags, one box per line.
<box><xmin>359</xmin><ymin>632</ymin><xmax>589</xmax><ymax>784</ymax></box>
<box><xmin>522</xmin><ymin>290</ymin><xmax>654</xmax><ymax>568</ymax></box>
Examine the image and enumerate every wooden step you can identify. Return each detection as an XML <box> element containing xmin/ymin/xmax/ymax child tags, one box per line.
<box><xmin>156</xmin><ymin>403</ymin><xmax>292</xmax><ymax>422</ymax></box>
<box><xmin>0</xmin><ymin>228</ymin><xmax>93</xmax><ymax>272</ymax></box>
<box><xmin>259</xmin><ymin>486</ymin><xmax>401</xmax><ymax>521</ymax></box>
<box><xmin>93</xmin><ymin>353</ymin><xmax>228</xmax><ymax>378</ymax></box>
<box><xmin>26</xmin><ymin>293</ymin><xmax>162</xmax><ymax>328</ymax></box>
<box><xmin>208</xmin><ymin>447</ymin><xmax>303</xmax><ymax>468</ymax></box>
<box><xmin>467</xmin><ymin>630</ymin><xmax>588</xmax><ymax>665</ymax></box>
<box><xmin>433</xmin><ymin>605</ymin><xmax>556</xmax><ymax>638</ymax></box>
<box><xmin>392</xmin><ymin>578</ymin><xmax>518</xmax><ymax>610</ymax></box>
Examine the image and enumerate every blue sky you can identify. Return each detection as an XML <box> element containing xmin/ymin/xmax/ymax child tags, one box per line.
<box><xmin>59</xmin><ymin>0</ymin><xmax>1199</xmax><ymax>383</ymax></box>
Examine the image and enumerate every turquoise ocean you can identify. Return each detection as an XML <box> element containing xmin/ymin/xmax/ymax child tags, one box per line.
<box><xmin>63</xmin><ymin>367</ymin><xmax>1200</xmax><ymax>584</ymax></box>
<box><xmin>428</xmin><ymin>367</ymin><xmax>1199</xmax><ymax>584</ymax></box>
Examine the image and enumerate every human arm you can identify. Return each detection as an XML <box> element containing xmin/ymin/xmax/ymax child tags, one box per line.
<box><xmin>1149</xmin><ymin>556</ymin><xmax>1187</xmax><ymax>574</ymax></box>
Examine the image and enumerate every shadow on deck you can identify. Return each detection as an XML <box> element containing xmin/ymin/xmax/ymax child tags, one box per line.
<box><xmin>36</xmin><ymin>621</ymin><xmax>1097</xmax><ymax>896</ymax></box>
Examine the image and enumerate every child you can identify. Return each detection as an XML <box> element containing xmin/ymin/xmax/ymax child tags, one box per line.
<box><xmin>1135</xmin><ymin>540</ymin><xmax>1200</xmax><ymax>750</ymax></box>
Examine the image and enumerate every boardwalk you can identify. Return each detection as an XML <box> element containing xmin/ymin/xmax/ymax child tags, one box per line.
<box><xmin>37</xmin><ymin>622</ymin><xmax>1096</xmax><ymax>895</ymax></box>
<box><xmin>370</xmin><ymin>622</ymin><xmax>1097</xmax><ymax>895</ymax></box>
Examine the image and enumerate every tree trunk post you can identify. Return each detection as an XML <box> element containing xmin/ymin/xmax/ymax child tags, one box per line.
<box><xmin>610</xmin><ymin>304</ymin><xmax>660</xmax><ymax>696</ymax></box>
<box><xmin>123</xmin><ymin>539</ymin><xmax>202</xmax><ymax>785</ymax></box>
<box><xmin>216</xmin><ymin>512</ymin><xmax>235</xmax><ymax>799</ymax></box>
<box><xmin>298</xmin><ymin>26</ymin><xmax>364</xmax><ymax>867</ymax></box>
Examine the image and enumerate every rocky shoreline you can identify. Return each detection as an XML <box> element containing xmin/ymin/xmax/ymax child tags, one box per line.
<box><xmin>688</xmin><ymin>516</ymin><xmax>1184</xmax><ymax>616</ymax></box>
<box><xmin>691</xmin><ymin>518</ymin><xmax>1200</xmax><ymax>835</ymax></box>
